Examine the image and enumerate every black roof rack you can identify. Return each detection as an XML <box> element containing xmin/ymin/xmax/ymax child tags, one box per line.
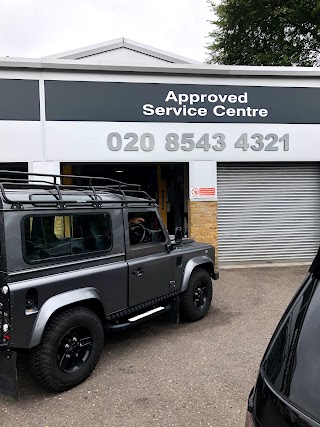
<box><xmin>0</xmin><ymin>170</ymin><xmax>157</xmax><ymax>210</ymax></box>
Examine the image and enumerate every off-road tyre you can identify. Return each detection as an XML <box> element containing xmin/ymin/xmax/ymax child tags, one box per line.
<box><xmin>30</xmin><ymin>307</ymin><xmax>104</xmax><ymax>392</ymax></box>
<box><xmin>180</xmin><ymin>268</ymin><xmax>213</xmax><ymax>322</ymax></box>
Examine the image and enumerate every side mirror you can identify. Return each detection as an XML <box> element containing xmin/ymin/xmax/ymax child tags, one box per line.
<box><xmin>174</xmin><ymin>227</ymin><xmax>183</xmax><ymax>245</ymax></box>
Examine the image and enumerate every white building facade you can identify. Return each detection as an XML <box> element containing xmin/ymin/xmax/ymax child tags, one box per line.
<box><xmin>1</xmin><ymin>38</ymin><xmax>320</xmax><ymax>265</ymax></box>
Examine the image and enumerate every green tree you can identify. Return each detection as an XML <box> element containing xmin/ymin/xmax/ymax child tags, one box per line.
<box><xmin>207</xmin><ymin>0</ymin><xmax>320</xmax><ymax>66</ymax></box>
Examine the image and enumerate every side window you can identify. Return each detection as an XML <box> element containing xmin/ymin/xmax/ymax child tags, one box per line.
<box><xmin>23</xmin><ymin>213</ymin><xmax>112</xmax><ymax>262</ymax></box>
<box><xmin>128</xmin><ymin>211</ymin><xmax>165</xmax><ymax>246</ymax></box>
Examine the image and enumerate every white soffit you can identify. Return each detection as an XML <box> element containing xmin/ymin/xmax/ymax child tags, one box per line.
<box><xmin>42</xmin><ymin>37</ymin><xmax>200</xmax><ymax>65</ymax></box>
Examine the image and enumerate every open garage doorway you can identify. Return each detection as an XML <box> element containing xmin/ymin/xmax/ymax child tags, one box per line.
<box><xmin>0</xmin><ymin>163</ymin><xmax>28</xmax><ymax>179</ymax></box>
<box><xmin>61</xmin><ymin>163</ymin><xmax>189</xmax><ymax>235</ymax></box>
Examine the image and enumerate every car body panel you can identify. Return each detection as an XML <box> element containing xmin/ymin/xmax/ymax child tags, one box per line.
<box><xmin>248</xmin><ymin>263</ymin><xmax>320</xmax><ymax>426</ymax></box>
<box><xmin>0</xmin><ymin>178</ymin><xmax>217</xmax><ymax>398</ymax></box>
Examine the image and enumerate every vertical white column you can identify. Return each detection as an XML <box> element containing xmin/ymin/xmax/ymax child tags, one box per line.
<box><xmin>189</xmin><ymin>160</ymin><xmax>218</xmax><ymax>201</ymax></box>
<box><xmin>188</xmin><ymin>160</ymin><xmax>219</xmax><ymax>264</ymax></box>
<box><xmin>28</xmin><ymin>161</ymin><xmax>61</xmax><ymax>183</ymax></box>
<box><xmin>27</xmin><ymin>71</ymin><xmax>62</xmax><ymax>182</ymax></box>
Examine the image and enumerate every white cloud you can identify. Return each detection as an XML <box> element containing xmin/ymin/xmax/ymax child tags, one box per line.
<box><xmin>0</xmin><ymin>0</ymin><xmax>213</xmax><ymax>61</ymax></box>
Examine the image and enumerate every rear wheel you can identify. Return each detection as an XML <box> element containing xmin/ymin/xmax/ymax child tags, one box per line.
<box><xmin>30</xmin><ymin>307</ymin><xmax>104</xmax><ymax>392</ymax></box>
<box><xmin>180</xmin><ymin>268</ymin><xmax>213</xmax><ymax>321</ymax></box>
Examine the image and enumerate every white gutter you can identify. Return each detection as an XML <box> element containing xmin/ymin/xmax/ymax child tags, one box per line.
<box><xmin>0</xmin><ymin>56</ymin><xmax>320</xmax><ymax>78</ymax></box>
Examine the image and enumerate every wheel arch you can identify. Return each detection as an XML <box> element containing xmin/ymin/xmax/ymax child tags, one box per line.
<box><xmin>180</xmin><ymin>256</ymin><xmax>214</xmax><ymax>293</ymax></box>
<box><xmin>29</xmin><ymin>287</ymin><xmax>106</xmax><ymax>348</ymax></box>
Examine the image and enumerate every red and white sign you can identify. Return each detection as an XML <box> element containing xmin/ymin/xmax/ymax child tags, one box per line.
<box><xmin>191</xmin><ymin>187</ymin><xmax>216</xmax><ymax>197</ymax></box>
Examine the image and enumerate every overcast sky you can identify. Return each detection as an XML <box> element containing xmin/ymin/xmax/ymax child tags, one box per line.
<box><xmin>0</xmin><ymin>0</ymin><xmax>214</xmax><ymax>62</ymax></box>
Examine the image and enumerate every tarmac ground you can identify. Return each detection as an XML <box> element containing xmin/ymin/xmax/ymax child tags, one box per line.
<box><xmin>0</xmin><ymin>265</ymin><xmax>307</xmax><ymax>427</ymax></box>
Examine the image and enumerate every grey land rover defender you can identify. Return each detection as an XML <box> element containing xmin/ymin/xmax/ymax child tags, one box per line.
<box><xmin>0</xmin><ymin>170</ymin><xmax>218</xmax><ymax>398</ymax></box>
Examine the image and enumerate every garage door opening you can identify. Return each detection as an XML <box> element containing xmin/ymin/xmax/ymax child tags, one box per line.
<box><xmin>0</xmin><ymin>163</ymin><xmax>28</xmax><ymax>180</ymax></box>
<box><xmin>61</xmin><ymin>163</ymin><xmax>188</xmax><ymax>235</ymax></box>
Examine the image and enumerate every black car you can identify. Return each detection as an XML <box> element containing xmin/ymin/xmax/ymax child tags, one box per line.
<box><xmin>246</xmin><ymin>249</ymin><xmax>320</xmax><ymax>427</ymax></box>
<box><xmin>0</xmin><ymin>170</ymin><xmax>218</xmax><ymax>399</ymax></box>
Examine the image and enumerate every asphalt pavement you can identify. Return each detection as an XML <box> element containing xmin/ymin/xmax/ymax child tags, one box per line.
<box><xmin>0</xmin><ymin>265</ymin><xmax>307</xmax><ymax>427</ymax></box>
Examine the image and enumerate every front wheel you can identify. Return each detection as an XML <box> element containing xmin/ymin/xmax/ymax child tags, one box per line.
<box><xmin>180</xmin><ymin>268</ymin><xmax>213</xmax><ymax>322</ymax></box>
<box><xmin>30</xmin><ymin>307</ymin><xmax>104</xmax><ymax>392</ymax></box>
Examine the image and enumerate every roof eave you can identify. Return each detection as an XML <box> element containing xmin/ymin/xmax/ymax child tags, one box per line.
<box><xmin>0</xmin><ymin>57</ymin><xmax>320</xmax><ymax>77</ymax></box>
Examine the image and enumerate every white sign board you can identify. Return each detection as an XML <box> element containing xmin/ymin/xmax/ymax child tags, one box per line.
<box><xmin>45</xmin><ymin>122</ymin><xmax>320</xmax><ymax>162</ymax></box>
<box><xmin>0</xmin><ymin>122</ymin><xmax>42</xmax><ymax>162</ymax></box>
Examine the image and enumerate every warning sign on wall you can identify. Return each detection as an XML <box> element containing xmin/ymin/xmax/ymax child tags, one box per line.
<box><xmin>190</xmin><ymin>161</ymin><xmax>217</xmax><ymax>201</ymax></box>
<box><xmin>191</xmin><ymin>187</ymin><xmax>216</xmax><ymax>197</ymax></box>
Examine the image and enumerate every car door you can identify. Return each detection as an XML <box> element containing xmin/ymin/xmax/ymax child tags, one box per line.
<box><xmin>125</xmin><ymin>208</ymin><xmax>174</xmax><ymax>307</ymax></box>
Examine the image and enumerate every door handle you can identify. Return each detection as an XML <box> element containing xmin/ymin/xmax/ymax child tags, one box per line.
<box><xmin>132</xmin><ymin>268</ymin><xmax>144</xmax><ymax>277</ymax></box>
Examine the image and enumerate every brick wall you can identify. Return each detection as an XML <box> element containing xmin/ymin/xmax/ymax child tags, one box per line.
<box><xmin>188</xmin><ymin>201</ymin><xmax>218</xmax><ymax>265</ymax></box>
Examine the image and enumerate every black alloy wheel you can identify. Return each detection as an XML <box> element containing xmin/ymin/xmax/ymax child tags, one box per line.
<box><xmin>30</xmin><ymin>307</ymin><xmax>104</xmax><ymax>392</ymax></box>
<box><xmin>57</xmin><ymin>326</ymin><xmax>93</xmax><ymax>374</ymax></box>
<box><xmin>180</xmin><ymin>268</ymin><xmax>213</xmax><ymax>322</ymax></box>
<box><xmin>193</xmin><ymin>282</ymin><xmax>209</xmax><ymax>311</ymax></box>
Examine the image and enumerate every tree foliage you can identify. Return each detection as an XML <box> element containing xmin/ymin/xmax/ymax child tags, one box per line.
<box><xmin>207</xmin><ymin>0</ymin><xmax>320</xmax><ymax>66</ymax></box>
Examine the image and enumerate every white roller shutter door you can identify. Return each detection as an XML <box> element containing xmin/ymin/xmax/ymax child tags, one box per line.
<box><xmin>217</xmin><ymin>163</ymin><xmax>320</xmax><ymax>264</ymax></box>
